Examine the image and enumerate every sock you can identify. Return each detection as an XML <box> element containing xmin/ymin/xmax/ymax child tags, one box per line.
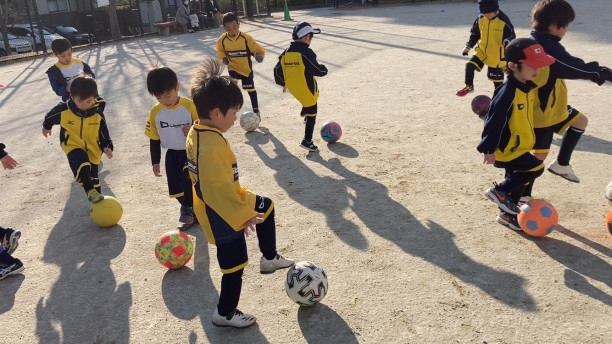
<box><xmin>304</xmin><ymin>116</ymin><xmax>316</xmax><ymax>142</ymax></box>
<box><xmin>217</xmin><ymin>269</ymin><xmax>244</xmax><ymax>316</ymax></box>
<box><xmin>247</xmin><ymin>90</ymin><xmax>259</xmax><ymax>113</ymax></box>
<box><xmin>77</xmin><ymin>164</ymin><xmax>94</xmax><ymax>192</ymax></box>
<box><xmin>464</xmin><ymin>63</ymin><xmax>476</xmax><ymax>87</ymax></box>
<box><xmin>557</xmin><ymin>127</ymin><xmax>584</xmax><ymax>166</ymax></box>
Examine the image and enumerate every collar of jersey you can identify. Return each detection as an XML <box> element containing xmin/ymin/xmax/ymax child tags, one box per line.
<box><xmin>161</xmin><ymin>96</ymin><xmax>185</xmax><ymax>110</ymax></box>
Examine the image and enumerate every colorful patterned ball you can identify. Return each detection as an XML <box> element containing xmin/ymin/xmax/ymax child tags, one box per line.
<box><xmin>517</xmin><ymin>199</ymin><xmax>559</xmax><ymax>237</ymax></box>
<box><xmin>89</xmin><ymin>196</ymin><xmax>123</xmax><ymax>227</ymax></box>
<box><xmin>240</xmin><ymin>111</ymin><xmax>260</xmax><ymax>132</ymax></box>
<box><xmin>155</xmin><ymin>230</ymin><xmax>194</xmax><ymax>269</ymax></box>
<box><xmin>285</xmin><ymin>261</ymin><xmax>328</xmax><ymax>306</ymax></box>
<box><xmin>320</xmin><ymin>121</ymin><xmax>342</xmax><ymax>143</ymax></box>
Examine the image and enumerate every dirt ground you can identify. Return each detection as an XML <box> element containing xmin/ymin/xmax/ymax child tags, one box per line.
<box><xmin>1</xmin><ymin>0</ymin><xmax>611</xmax><ymax>343</ymax></box>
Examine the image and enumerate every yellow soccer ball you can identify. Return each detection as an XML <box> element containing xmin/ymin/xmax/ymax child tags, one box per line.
<box><xmin>90</xmin><ymin>196</ymin><xmax>123</xmax><ymax>227</ymax></box>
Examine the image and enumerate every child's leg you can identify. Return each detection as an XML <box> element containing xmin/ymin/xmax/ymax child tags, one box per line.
<box><xmin>488</xmin><ymin>66</ymin><xmax>504</xmax><ymax>91</ymax></box>
<box><xmin>67</xmin><ymin>149</ymin><xmax>99</xmax><ymax>197</ymax></box>
<box><xmin>218</xmin><ymin>269</ymin><xmax>244</xmax><ymax>315</ymax></box>
<box><xmin>91</xmin><ymin>163</ymin><xmax>101</xmax><ymax>192</ymax></box>
<box><xmin>242</xmin><ymin>73</ymin><xmax>259</xmax><ymax>114</ymax></box>
<box><xmin>253</xmin><ymin>196</ymin><xmax>277</xmax><ymax>260</ymax></box>
<box><xmin>166</xmin><ymin>150</ymin><xmax>195</xmax><ymax>226</ymax></box>
<box><xmin>215</xmin><ymin>235</ymin><xmax>248</xmax><ymax>315</ymax></box>
<box><xmin>465</xmin><ymin>57</ymin><xmax>484</xmax><ymax>87</ymax></box>
<box><xmin>557</xmin><ymin>107</ymin><xmax>587</xmax><ymax>166</ymax></box>
<box><xmin>301</xmin><ymin>104</ymin><xmax>318</xmax><ymax>142</ymax></box>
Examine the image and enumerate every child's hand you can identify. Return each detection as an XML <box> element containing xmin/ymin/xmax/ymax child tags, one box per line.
<box><xmin>42</xmin><ymin>128</ymin><xmax>52</xmax><ymax>137</ymax></box>
<box><xmin>282</xmin><ymin>86</ymin><xmax>287</xmax><ymax>93</ymax></box>
<box><xmin>243</xmin><ymin>213</ymin><xmax>264</xmax><ymax>237</ymax></box>
<box><xmin>152</xmin><ymin>164</ymin><xmax>162</xmax><ymax>177</ymax></box>
<box><xmin>255</xmin><ymin>53</ymin><xmax>263</xmax><ymax>63</ymax></box>
<box><xmin>182</xmin><ymin>124</ymin><xmax>191</xmax><ymax>137</ymax></box>
<box><xmin>103</xmin><ymin>147</ymin><xmax>113</xmax><ymax>159</ymax></box>
<box><xmin>1</xmin><ymin>154</ymin><xmax>18</xmax><ymax>170</ymax></box>
<box><xmin>483</xmin><ymin>153</ymin><xmax>495</xmax><ymax>165</ymax></box>
<box><xmin>462</xmin><ymin>47</ymin><xmax>470</xmax><ymax>56</ymax></box>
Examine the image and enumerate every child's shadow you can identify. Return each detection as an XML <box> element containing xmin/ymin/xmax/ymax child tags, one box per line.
<box><xmin>551</xmin><ymin>134</ymin><xmax>612</xmax><ymax>156</ymax></box>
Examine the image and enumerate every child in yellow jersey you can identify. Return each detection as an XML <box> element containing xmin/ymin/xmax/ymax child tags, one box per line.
<box><xmin>216</xmin><ymin>12</ymin><xmax>265</xmax><ymax>117</ymax></box>
<box><xmin>477</xmin><ymin>38</ymin><xmax>554</xmax><ymax>231</ymax></box>
<box><xmin>186</xmin><ymin>57</ymin><xmax>294</xmax><ymax>328</ymax></box>
<box><xmin>145</xmin><ymin>64</ymin><xmax>199</xmax><ymax>231</ymax></box>
<box><xmin>46</xmin><ymin>38</ymin><xmax>96</xmax><ymax>102</ymax></box>
<box><xmin>42</xmin><ymin>73</ymin><xmax>113</xmax><ymax>204</ymax></box>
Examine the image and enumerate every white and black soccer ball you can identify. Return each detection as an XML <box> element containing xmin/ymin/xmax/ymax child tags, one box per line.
<box><xmin>605</xmin><ymin>181</ymin><xmax>612</xmax><ymax>208</ymax></box>
<box><xmin>239</xmin><ymin>111</ymin><xmax>260</xmax><ymax>132</ymax></box>
<box><xmin>285</xmin><ymin>261</ymin><xmax>328</xmax><ymax>306</ymax></box>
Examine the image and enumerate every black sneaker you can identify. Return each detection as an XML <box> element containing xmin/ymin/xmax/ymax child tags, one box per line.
<box><xmin>300</xmin><ymin>139</ymin><xmax>318</xmax><ymax>152</ymax></box>
<box><xmin>179</xmin><ymin>205</ymin><xmax>195</xmax><ymax>224</ymax></box>
<box><xmin>1</xmin><ymin>227</ymin><xmax>21</xmax><ymax>255</ymax></box>
<box><xmin>485</xmin><ymin>186</ymin><xmax>520</xmax><ymax>215</ymax></box>
<box><xmin>0</xmin><ymin>258</ymin><xmax>25</xmax><ymax>280</ymax></box>
<box><xmin>496</xmin><ymin>211</ymin><xmax>522</xmax><ymax>231</ymax></box>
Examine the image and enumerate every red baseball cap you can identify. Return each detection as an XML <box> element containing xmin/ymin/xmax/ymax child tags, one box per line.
<box><xmin>505</xmin><ymin>38</ymin><xmax>555</xmax><ymax>68</ymax></box>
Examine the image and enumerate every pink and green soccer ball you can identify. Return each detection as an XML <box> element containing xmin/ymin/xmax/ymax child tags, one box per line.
<box><xmin>155</xmin><ymin>230</ymin><xmax>194</xmax><ymax>269</ymax></box>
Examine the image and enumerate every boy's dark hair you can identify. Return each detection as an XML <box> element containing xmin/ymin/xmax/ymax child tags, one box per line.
<box><xmin>70</xmin><ymin>72</ymin><xmax>98</xmax><ymax>99</ymax></box>
<box><xmin>190</xmin><ymin>56</ymin><xmax>243</xmax><ymax>119</ymax></box>
<box><xmin>147</xmin><ymin>64</ymin><xmax>179</xmax><ymax>96</ymax></box>
<box><xmin>51</xmin><ymin>38</ymin><xmax>72</xmax><ymax>55</ymax></box>
<box><xmin>222</xmin><ymin>12</ymin><xmax>238</xmax><ymax>26</ymax></box>
<box><xmin>531</xmin><ymin>0</ymin><xmax>575</xmax><ymax>31</ymax></box>
<box><xmin>504</xmin><ymin>63</ymin><xmax>522</xmax><ymax>76</ymax></box>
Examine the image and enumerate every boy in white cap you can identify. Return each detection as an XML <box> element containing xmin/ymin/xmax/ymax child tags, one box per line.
<box><xmin>274</xmin><ymin>22</ymin><xmax>328</xmax><ymax>151</ymax></box>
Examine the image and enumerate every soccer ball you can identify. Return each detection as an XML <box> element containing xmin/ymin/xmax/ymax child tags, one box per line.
<box><xmin>605</xmin><ymin>181</ymin><xmax>612</xmax><ymax>207</ymax></box>
<box><xmin>285</xmin><ymin>261</ymin><xmax>328</xmax><ymax>306</ymax></box>
<box><xmin>155</xmin><ymin>230</ymin><xmax>194</xmax><ymax>269</ymax></box>
<box><xmin>471</xmin><ymin>94</ymin><xmax>491</xmax><ymax>116</ymax></box>
<box><xmin>606</xmin><ymin>210</ymin><xmax>612</xmax><ymax>236</ymax></box>
<box><xmin>320</xmin><ymin>121</ymin><xmax>342</xmax><ymax>143</ymax></box>
<box><xmin>517</xmin><ymin>199</ymin><xmax>559</xmax><ymax>237</ymax></box>
<box><xmin>239</xmin><ymin>111</ymin><xmax>260</xmax><ymax>132</ymax></box>
<box><xmin>89</xmin><ymin>196</ymin><xmax>123</xmax><ymax>227</ymax></box>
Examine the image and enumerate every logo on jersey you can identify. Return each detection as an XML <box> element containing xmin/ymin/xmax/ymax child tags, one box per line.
<box><xmin>67</xmin><ymin>120</ymin><xmax>75</xmax><ymax>125</ymax></box>
<box><xmin>232</xmin><ymin>163</ymin><xmax>239</xmax><ymax>181</ymax></box>
<box><xmin>518</xmin><ymin>104</ymin><xmax>525</xmax><ymax>110</ymax></box>
<box><xmin>160</xmin><ymin>121</ymin><xmax>190</xmax><ymax>128</ymax></box>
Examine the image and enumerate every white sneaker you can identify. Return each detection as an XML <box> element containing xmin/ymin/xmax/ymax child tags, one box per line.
<box><xmin>212</xmin><ymin>307</ymin><xmax>256</xmax><ymax>328</ymax></box>
<box><xmin>260</xmin><ymin>254</ymin><xmax>294</xmax><ymax>274</ymax></box>
<box><xmin>547</xmin><ymin>161</ymin><xmax>580</xmax><ymax>183</ymax></box>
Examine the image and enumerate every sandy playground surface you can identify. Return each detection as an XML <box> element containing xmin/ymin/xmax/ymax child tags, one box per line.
<box><xmin>1</xmin><ymin>0</ymin><xmax>612</xmax><ymax>342</ymax></box>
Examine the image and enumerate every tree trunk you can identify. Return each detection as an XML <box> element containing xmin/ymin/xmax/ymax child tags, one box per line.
<box><xmin>108</xmin><ymin>0</ymin><xmax>122</xmax><ymax>39</ymax></box>
<box><xmin>158</xmin><ymin>0</ymin><xmax>168</xmax><ymax>21</ymax></box>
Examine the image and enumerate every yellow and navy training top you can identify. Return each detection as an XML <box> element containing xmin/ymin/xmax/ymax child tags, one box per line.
<box><xmin>531</xmin><ymin>31</ymin><xmax>606</xmax><ymax>128</ymax></box>
<box><xmin>145</xmin><ymin>97</ymin><xmax>198</xmax><ymax>150</ymax></box>
<box><xmin>42</xmin><ymin>97</ymin><xmax>113</xmax><ymax>165</ymax></box>
<box><xmin>46</xmin><ymin>58</ymin><xmax>95</xmax><ymax>102</ymax></box>
<box><xmin>216</xmin><ymin>31</ymin><xmax>265</xmax><ymax>77</ymax></box>
<box><xmin>273</xmin><ymin>41</ymin><xmax>328</xmax><ymax>108</ymax></box>
<box><xmin>466</xmin><ymin>11</ymin><xmax>515</xmax><ymax>68</ymax></box>
<box><xmin>477</xmin><ymin>75</ymin><xmax>537</xmax><ymax>162</ymax></box>
<box><xmin>186</xmin><ymin>121</ymin><xmax>257</xmax><ymax>246</ymax></box>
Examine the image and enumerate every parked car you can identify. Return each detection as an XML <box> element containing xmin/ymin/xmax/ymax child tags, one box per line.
<box><xmin>0</xmin><ymin>33</ymin><xmax>34</xmax><ymax>57</ymax></box>
<box><xmin>7</xmin><ymin>24</ymin><xmax>63</xmax><ymax>51</ymax></box>
<box><xmin>46</xmin><ymin>25</ymin><xmax>95</xmax><ymax>45</ymax></box>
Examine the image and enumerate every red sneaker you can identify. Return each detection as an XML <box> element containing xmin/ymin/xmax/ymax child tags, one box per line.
<box><xmin>456</xmin><ymin>85</ymin><xmax>474</xmax><ymax>97</ymax></box>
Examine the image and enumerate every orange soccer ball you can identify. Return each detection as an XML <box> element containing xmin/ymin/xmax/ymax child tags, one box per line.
<box><xmin>517</xmin><ymin>199</ymin><xmax>559</xmax><ymax>237</ymax></box>
<box><xmin>606</xmin><ymin>210</ymin><xmax>612</xmax><ymax>236</ymax></box>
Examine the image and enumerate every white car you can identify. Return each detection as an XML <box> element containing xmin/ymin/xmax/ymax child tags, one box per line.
<box><xmin>7</xmin><ymin>24</ymin><xmax>63</xmax><ymax>51</ymax></box>
<box><xmin>0</xmin><ymin>33</ymin><xmax>34</xmax><ymax>56</ymax></box>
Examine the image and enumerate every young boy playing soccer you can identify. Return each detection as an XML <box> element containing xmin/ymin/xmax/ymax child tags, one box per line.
<box><xmin>145</xmin><ymin>64</ymin><xmax>198</xmax><ymax>230</ymax></box>
<box><xmin>0</xmin><ymin>144</ymin><xmax>24</xmax><ymax>280</ymax></box>
<box><xmin>42</xmin><ymin>73</ymin><xmax>113</xmax><ymax>204</ymax></box>
<box><xmin>216</xmin><ymin>12</ymin><xmax>265</xmax><ymax>117</ymax></box>
<box><xmin>477</xmin><ymin>38</ymin><xmax>555</xmax><ymax>231</ymax></box>
<box><xmin>46</xmin><ymin>38</ymin><xmax>96</xmax><ymax>102</ymax></box>
<box><xmin>186</xmin><ymin>56</ymin><xmax>294</xmax><ymax>328</ymax></box>
<box><xmin>524</xmin><ymin>0</ymin><xmax>612</xmax><ymax>190</ymax></box>
<box><xmin>273</xmin><ymin>22</ymin><xmax>328</xmax><ymax>151</ymax></box>
<box><xmin>456</xmin><ymin>0</ymin><xmax>515</xmax><ymax>97</ymax></box>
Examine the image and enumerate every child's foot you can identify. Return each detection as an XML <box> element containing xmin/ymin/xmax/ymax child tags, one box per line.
<box><xmin>212</xmin><ymin>307</ymin><xmax>256</xmax><ymax>328</ymax></box>
<box><xmin>300</xmin><ymin>139</ymin><xmax>318</xmax><ymax>152</ymax></box>
<box><xmin>496</xmin><ymin>211</ymin><xmax>522</xmax><ymax>231</ymax></box>
<box><xmin>485</xmin><ymin>187</ymin><xmax>520</xmax><ymax>215</ymax></box>
<box><xmin>87</xmin><ymin>189</ymin><xmax>104</xmax><ymax>203</ymax></box>
<box><xmin>0</xmin><ymin>258</ymin><xmax>25</xmax><ymax>280</ymax></box>
<box><xmin>456</xmin><ymin>85</ymin><xmax>474</xmax><ymax>97</ymax></box>
<box><xmin>179</xmin><ymin>205</ymin><xmax>195</xmax><ymax>224</ymax></box>
<box><xmin>260</xmin><ymin>254</ymin><xmax>294</xmax><ymax>274</ymax></box>
<box><xmin>547</xmin><ymin>161</ymin><xmax>580</xmax><ymax>183</ymax></box>
<box><xmin>1</xmin><ymin>227</ymin><xmax>21</xmax><ymax>255</ymax></box>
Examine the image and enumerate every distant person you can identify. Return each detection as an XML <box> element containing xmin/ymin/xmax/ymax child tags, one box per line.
<box><xmin>477</xmin><ymin>38</ymin><xmax>555</xmax><ymax>231</ymax></box>
<box><xmin>273</xmin><ymin>22</ymin><xmax>328</xmax><ymax>152</ymax></box>
<box><xmin>145</xmin><ymin>64</ymin><xmax>198</xmax><ymax>231</ymax></box>
<box><xmin>456</xmin><ymin>0</ymin><xmax>515</xmax><ymax>97</ymax></box>
<box><xmin>176</xmin><ymin>0</ymin><xmax>195</xmax><ymax>33</ymax></box>
<box><xmin>186</xmin><ymin>56</ymin><xmax>294</xmax><ymax>328</ymax></box>
<box><xmin>0</xmin><ymin>144</ymin><xmax>25</xmax><ymax>280</ymax></box>
<box><xmin>216</xmin><ymin>12</ymin><xmax>266</xmax><ymax>117</ymax></box>
<box><xmin>42</xmin><ymin>73</ymin><xmax>113</xmax><ymax>204</ymax></box>
<box><xmin>46</xmin><ymin>38</ymin><xmax>95</xmax><ymax>102</ymax></box>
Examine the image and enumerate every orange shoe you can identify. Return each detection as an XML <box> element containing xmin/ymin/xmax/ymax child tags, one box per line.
<box><xmin>456</xmin><ymin>85</ymin><xmax>474</xmax><ymax>97</ymax></box>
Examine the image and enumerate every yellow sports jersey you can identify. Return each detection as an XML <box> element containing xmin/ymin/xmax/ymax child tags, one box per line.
<box><xmin>216</xmin><ymin>32</ymin><xmax>265</xmax><ymax>77</ymax></box>
<box><xmin>467</xmin><ymin>11</ymin><xmax>515</xmax><ymax>68</ymax></box>
<box><xmin>145</xmin><ymin>97</ymin><xmax>198</xmax><ymax>150</ymax></box>
<box><xmin>532</xmin><ymin>67</ymin><xmax>569</xmax><ymax>128</ymax></box>
<box><xmin>57</xmin><ymin>58</ymin><xmax>89</xmax><ymax>87</ymax></box>
<box><xmin>186</xmin><ymin>121</ymin><xmax>257</xmax><ymax>245</ymax></box>
<box><xmin>42</xmin><ymin>97</ymin><xmax>112</xmax><ymax>164</ymax></box>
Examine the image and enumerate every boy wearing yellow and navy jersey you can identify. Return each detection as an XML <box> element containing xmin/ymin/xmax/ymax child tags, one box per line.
<box><xmin>523</xmin><ymin>0</ymin><xmax>612</xmax><ymax>190</ymax></box>
<box><xmin>216</xmin><ymin>12</ymin><xmax>265</xmax><ymax>117</ymax></box>
<box><xmin>42</xmin><ymin>74</ymin><xmax>113</xmax><ymax>204</ymax></box>
<box><xmin>273</xmin><ymin>22</ymin><xmax>328</xmax><ymax>151</ymax></box>
<box><xmin>186</xmin><ymin>57</ymin><xmax>293</xmax><ymax>328</ymax></box>
<box><xmin>457</xmin><ymin>0</ymin><xmax>515</xmax><ymax>97</ymax></box>
<box><xmin>477</xmin><ymin>38</ymin><xmax>555</xmax><ymax>231</ymax></box>
<box><xmin>46</xmin><ymin>38</ymin><xmax>96</xmax><ymax>102</ymax></box>
<box><xmin>145</xmin><ymin>65</ymin><xmax>199</xmax><ymax>231</ymax></box>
